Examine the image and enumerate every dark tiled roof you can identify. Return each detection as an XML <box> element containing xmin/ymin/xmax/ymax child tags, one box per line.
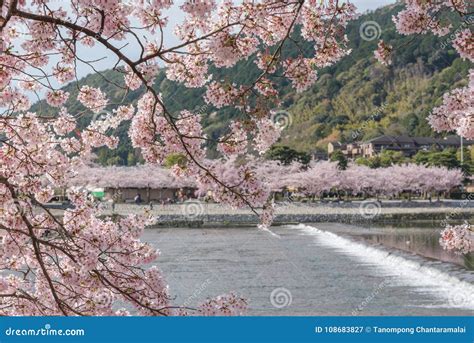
<box><xmin>365</xmin><ymin>135</ymin><xmax>399</xmax><ymax>144</ymax></box>
<box><xmin>363</xmin><ymin>135</ymin><xmax>473</xmax><ymax>147</ymax></box>
<box><xmin>395</xmin><ymin>135</ymin><xmax>415</xmax><ymax>143</ymax></box>
<box><xmin>330</xmin><ymin>142</ymin><xmax>344</xmax><ymax>147</ymax></box>
<box><xmin>329</xmin><ymin>142</ymin><xmax>347</xmax><ymax>150</ymax></box>
<box><xmin>413</xmin><ymin>137</ymin><xmax>437</xmax><ymax>145</ymax></box>
<box><xmin>440</xmin><ymin>136</ymin><xmax>461</xmax><ymax>145</ymax></box>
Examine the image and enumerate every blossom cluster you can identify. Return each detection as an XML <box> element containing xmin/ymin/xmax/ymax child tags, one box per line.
<box><xmin>374</xmin><ymin>40</ymin><xmax>392</xmax><ymax>66</ymax></box>
<box><xmin>428</xmin><ymin>69</ymin><xmax>473</xmax><ymax>139</ymax></box>
<box><xmin>3</xmin><ymin>0</ymin><xmax>470</xmax><ymax>317</ymax></box>
<box><xmin>258</xmin><ymin>161</ymin><xmax>464</xmax><ymax>198</ymax></box>
<box><xmin>74</xmin><ymin>161</ymin><xmax>464</xmax><ymax>203</ymax></box>
<box><xmin>376</xmin><ymin>0</ymin><xmax>473</xmax><ymax>139</ymax></box>
<box><xmin>440</xmin><ymin>223</ymin><xmax>473</xmax><ymax>255</ymax></box>
<box><xmin>77</xmin><ymin>86</ymin><xmax>108</xmax><ymax>114</ymax></box>
<box><xmin>452</xmin><ymin>29</ymin><xmax>473</xmax><ymax>62</ymax></box>
<box><xmin>393</xmin><ymin>1</ymin><xmax>451</xmax><ymax>37</ymax></box>
<box><xmin>0</xmin><ymin>111</ymin><xmax>246</xmax><ymax>316</ymax></box>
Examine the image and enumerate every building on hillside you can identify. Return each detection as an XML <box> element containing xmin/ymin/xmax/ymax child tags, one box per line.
<box><xmin>327</xmin><ymin>142</ymin><xmax>346</xmax><ymax>157</ymax></box>
<box><xmin>345</xmin><ymin>143</ymin><xmax>363</xmax><ymax>159</ymax></box>
<box><xmin>328</xmin><ymin>141</ymin><xmax>363</xmax><ymax>159</ymax></box>
<box><xmin>360</xmin><ymin>135</ymin><xmax>473</xmax><ymax>158</ymax></box>
<box><xmin>328</xmin><ymin>135</ymin><xmax>473</xmax><ymax>159</ymax></box>
<box><xmin>311</xmin><ymin>151</ymin><xmax>328</xmax><ymax>161</ymax></box>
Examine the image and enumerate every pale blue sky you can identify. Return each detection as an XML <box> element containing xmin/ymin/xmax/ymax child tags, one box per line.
<box><xmin>71</xmin><ymin>0</ymin><xmax>396</xmax><ymax>79</ymax></box>
<box><xmin>12</xmin><ymin>0</ymin><xmax>395</xmax><ymax>100</ymax></box>
<box><xmin>353</xmin><ymin>0</ymin><xmax>396</xmax><ymax>12</ymax></box>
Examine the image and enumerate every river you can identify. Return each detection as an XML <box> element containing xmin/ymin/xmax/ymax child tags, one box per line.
<box><xmin>142</xmin><ymin>223</ymin><xmax>474</xmax><ymax>316</ymax></box>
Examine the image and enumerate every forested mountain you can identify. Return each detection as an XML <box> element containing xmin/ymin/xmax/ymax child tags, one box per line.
<box><xmin>31</xmin><ymin>3</ymin><xmax>472</xmax><ymax>165</ymax></box>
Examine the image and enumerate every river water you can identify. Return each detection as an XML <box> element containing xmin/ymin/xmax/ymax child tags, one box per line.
<box><xmin>142</xmin><ymin>223</ymin><xmax>474</xmax><ymax>316</ymax></box>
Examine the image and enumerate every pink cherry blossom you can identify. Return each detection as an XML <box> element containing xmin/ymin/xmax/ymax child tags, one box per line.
<box><xmin>254</xmin><ymin>118</ymin><xmax>281</xmax><ymax>155</ymax></box>
<box><xmin>428</xmin><ymin>69</ymin><xmax>473</xmax><ymax>139</ymax></box>
<box><xmin>52</xmin><ymin>64</ymin><xmax>75</xmax><ymax>84</ymax></box>
<box><xmin>46</xmin><ymin>90</ymin><xmax>70</xmax><ymax>107</ymax></box>
<box><xmin>7</xmin><ymin>0</ymin><xmax>465</xmax><ymax>318</ymax></box>
<box><xmin>440</xmin><ymin>223</ymin><xmax>473</xmax><ymax>255</ymax></box>
<box><xmin>452</xmin><ymin>29</ymin><xmax>474</xmax><ymax>62</ymax></box>
<box><xmin>385</xmin><ymin>1</ymin><xmax>473</xmax><ymax>139</ymax></box>
<box><xmin>52</xmin><ymin>108</ymin><xmax>76</xmax><ymax>135</ymax></box>
<box><xmin>374</xmin><ymin>40</ymin><xmax>393</xmax><ymax>66</ymax></box>
<box><xmin>77</xmin><ymin>86</ymin><xmax>108</xmax><ymax>113</ymax></box>
<box><xmin>217</xmin><ymin>121</ymin><xmax>248</xmax><ymax>157</ymax></box>
<box><xmin>283</xmin><ymin>57</ymin><xmax>318</xmax><ymax>93</ymax></box>
<box><xmin>393</xmin><ymin>1</ymin><xmax>451</xmax><ymax>37</ymax></box>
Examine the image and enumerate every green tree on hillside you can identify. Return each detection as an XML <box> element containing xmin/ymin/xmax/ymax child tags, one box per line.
<box><xmin>379</xmin><ymin>150</ymin><xmax>406</xmax><ymax>167</ymax></box>
<box><xmin>265</xmin><ymin>146</ymin><xmax>311</xmax><ymax>166</ymax></box>
<box><xmin>330</xmin><ymin>150</ymin><xmax>348</xmax><ymax>170</ymax></box>
<box><xmin>356</xmin><ymin>150</ymin><xmax>406</xmax><ymax>168</ymax></box>
<box><xmin>414</xmin><ymin>149</ymin><xmax>460</xmax><ymax>169</ymax></box>
<box><xmin>456</xmin><ymin>147</ymin><xmax>473</xmax><ymax>176</ymax></box>
<box><xmin>28</xmin><ymin>4</ymin><xmax>472</xmax><ymax>165</ymax></box>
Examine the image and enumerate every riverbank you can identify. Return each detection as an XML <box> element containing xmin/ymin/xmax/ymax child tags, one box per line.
<box><xmin>43</xmin><ymin>200</ymin><xmax>474</xmax><ymax>227</ymax></box>
<box><xmin>121</xmin><ymin>200</ymin><xmax>474</xmax><ymax>227</ymax></box>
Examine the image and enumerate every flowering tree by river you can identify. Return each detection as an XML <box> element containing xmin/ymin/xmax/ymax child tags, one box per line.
<box><xmin>375</xmin><ymin>0</ymin><xmax>473</xmax><ymax>139</ymax></box>
<box><xmin>0</xmin><ymin>0</ymin><xmax>360</xmax><ymax>316</ymax></box>
<box><xmin>375</xmin><ymin>0</ymin><xmax>473</xmax><ymax>254</ymax></box>
<box><xmin>73</xmin><ymin>162</ymin><xmax>464</xmax><ymax>201</ymax></box>
<box><xmin>440</xmin><ymin>223</ymin><xmax>473</xmax><ymax>255</ymax></box>
<box><xmin>0</xmin><ymin>0</ymin><xmax>472</xmax><ymax>316</ymax></box>
<box><xmin>289</xmin><ymin>162</ymin><xmax>463</xmax><ymax>199</ymax></box>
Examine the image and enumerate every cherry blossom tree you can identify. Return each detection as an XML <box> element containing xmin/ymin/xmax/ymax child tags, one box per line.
<box><xmin>1</xmin><ymin>0</ymin><xmax>471</xmax><ymax>315</ymax></box>
<box><xmin>0</xmin><ymin>0</ymin><xmax>361</xmax><ymax>315</ymax></box>
<box><xmin>440</xmin><ymin>222</ymin><xmax>473</xmax><ymax>255</ymax></box>
<box><xmin>295</xmin><ymin>161</ymin><xmax>341</xmax><ymax>198</ymax></box>
<box><xmin>373</xmin><ymin>0</ymin><xmax>473</xmax><ymax>254</ymax></box>
<box><xmin>70</xmin><ymin>164</ymin><xmax>196</xmax><ymax>190</ymax></box>
<box><xmin>72</xmin><ymin>162</ymin><xmax>464</xmax><ymax>202</ymax></box>
<box><xmin>375</xmin><ymin>0</ymin><xmax>473</xmax><ymax>138</ymax></box>
<box><xmin>428</xmin><ymin>70</ymin><xmax>473</xmax><ymax>139</ymax></box>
